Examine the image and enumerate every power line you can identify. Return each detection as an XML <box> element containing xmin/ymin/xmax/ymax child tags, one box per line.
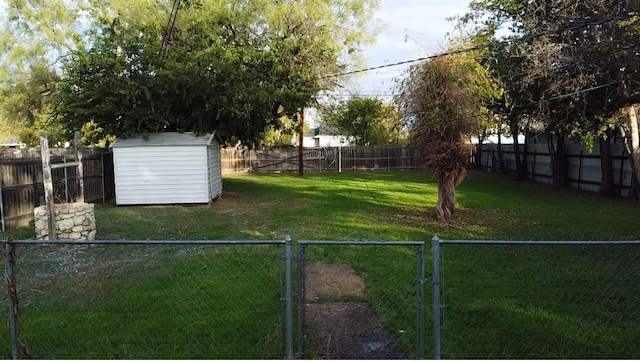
<box><xmin>159</xmin><ymin>0</ymin><xmax>181</xmax><ymax>64</ymax></box>
<box><xmin>319</xmin><ymin>14</ymin><xmax>635</xmax><ymax>81</ymax></box>
<box><xmin>148</xmin><ymin>12</ymin><xmax>637</xmax><ymax>104</ymax></box>
<box><xmin>545</xmin><ymin>81</ymin><xmax>620</xmax><ymax>101</ymax></box>
<box><xmin>317</xmin><ymin>44</ymin><xmax>488</xmax><ymax>80</ymax></box>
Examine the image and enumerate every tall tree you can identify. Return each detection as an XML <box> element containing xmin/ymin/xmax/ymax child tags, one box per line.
<box><xmin>0</xmin><ymin>0</ymin><xmax>88</xmax><ymax>142</ymax></box>
<box><xmin>54</xmin><ymin>0</ymin><xmax>380</xmax><ymax>145</ymax></box>
<box><xmin>459</xmin><ymin>0</ymin><xmax>640</xmax><ymax>196</ymax></box>
<box><xmin>396</xmin><ymin>51</ymin><xmax>500</xmax><ymax>220</ymax></box>
<box><xmin>321</xmin><ymin>96</ymin><xmax>406</xmax><ymax>145</ymax></box>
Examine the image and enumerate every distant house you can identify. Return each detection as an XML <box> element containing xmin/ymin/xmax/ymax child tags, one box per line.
<box><xmin>110</xmin><ymin>132</ymin><xmax>222</xmax><ymax>205</ymax></box>
<box><xmin>298</xmin><ymin>125</ymin><xmax>351</xmax><ymax>148</ymax></box>
<box><xmin>1</xmin><ymin>139</ymin><xmax>26</xmax><ymax>149</ymax></box>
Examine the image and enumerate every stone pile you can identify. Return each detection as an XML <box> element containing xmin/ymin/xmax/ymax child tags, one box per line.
<box><xmin>34</xmin><ymin>203</ymin><xmax>96</xmax><ymax>240</ymax></box>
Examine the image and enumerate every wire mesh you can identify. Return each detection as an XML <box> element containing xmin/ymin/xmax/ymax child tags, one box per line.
<box><xmin>438</xmin><ymin>242</ymin><xmax>640</xmax><ymax>359</ymax></box>
<box><xmin>297</xmin><ymin>242</ymin><xmax>428</xmax><ymax>359</ymax></box>
<box><xmin>1</xmin><ymin>241</ymin><xmax>285</xmax><ymax>359</ymax></box>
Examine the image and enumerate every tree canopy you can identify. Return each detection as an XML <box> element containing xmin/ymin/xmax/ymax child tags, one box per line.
<box><xmin>458</xmin><ymin>0</ymin><xmax>640</xmax><ymax>196</ymax></box>
<box><xmin>1</xmin><ymin>0</ymin><xmax>380</xmax><ymax>146</ymax></box>
<box><xmin>321</xmin><ymin>96</ymin><xmax>406</xmax><ymax>146</ymax></box>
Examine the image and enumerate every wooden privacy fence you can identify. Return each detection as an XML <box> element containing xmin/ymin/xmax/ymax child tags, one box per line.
<box><xmin>221</xmin><ymin>146</ymin><xmax>421</xmax><ymax>173</ymax></box>
<box><xmin>0</xmin><ymin>151</ymin><xmax>115</xmax><ymax>231</ymax></box>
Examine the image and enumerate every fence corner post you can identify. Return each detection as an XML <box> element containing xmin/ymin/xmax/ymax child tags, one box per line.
<box><xmin>284</xmin><ymin>235</ymin><xmax>294</xmax><ymax>359</ymax></box>
<box><xmin>4</xmin><ymin>239</ymin><xmax>20</xmax><ymax>359</ymax></box>
<box><xmin>431</xmin><ymin>235</ymin><xmax>442</xmax><ymax>360</ymax></box>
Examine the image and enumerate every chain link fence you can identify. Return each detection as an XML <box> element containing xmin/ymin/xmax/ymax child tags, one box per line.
<box><xmin>2</xmin><ymin>237</ymin><xmax>432</xmax><ymax>360</ymax></box>
<box><xmin>296</xmin><ymin>241</ymin><xmax>428</xmax><ymax>359</ymax></box>
<box><xmin>432</xmin><ymin>238</ymin><xmax>640</xmax><ymax>359</ymax></box>
<box><xmin>10</xmin><ymin>235</ymin><xmax>635</xmax><ymax>359</ymax></box>
<box><xmin>2</xmin><ymin>239</ymin><xmax>290</xmax><ymax>359</ymax></box>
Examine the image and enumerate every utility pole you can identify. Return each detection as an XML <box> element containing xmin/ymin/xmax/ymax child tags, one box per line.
<box><xmin>298</xmin><ymin>108</ymin><xmax>304</xmax><ymax>176</ymax></box>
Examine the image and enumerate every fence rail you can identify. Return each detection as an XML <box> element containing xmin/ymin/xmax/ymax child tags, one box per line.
<box><xmin>0</xmin><ymin>152</ymin><xmax>114</xmax><ymax>231</ymax></box>
<box><xmin>221</xmin><ymin>146</ymin><xmax>420</xmax><ymax>173</ymax></box>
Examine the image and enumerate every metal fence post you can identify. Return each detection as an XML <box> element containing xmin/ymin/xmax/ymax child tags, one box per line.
<box><xmin>284</xmin><ymin>235</ymin><xmax>294</xmax><ymax>359</ymax></box>
<box><xmin>431</xmin><ymin>235</ymin><xmax>442</xmax><ymax>359</ymax></box>
<box><xmin>416</xmin><ymin>242</ymin><xmax>426</xmax><ymax>359</ymax></box>
<box><xmin>4</xmin><ymin>239</ymin><xmax>19</xmax><ymax>359</ymax></box>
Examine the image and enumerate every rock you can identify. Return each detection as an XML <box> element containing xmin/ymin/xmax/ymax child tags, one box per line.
<box><xmin>34</xmin><ymin>206</ymin><xmax>47</xmax><ymax>217</ymax></box>
<box><xmin>34</xmin><ymin>219</ymin><xmax>46</xmax><ymax>231</ymax></box>
<box><xmin>57</xmin><ymin>218</ymin><xmax>75</xmax><ymax>231</ymax></box>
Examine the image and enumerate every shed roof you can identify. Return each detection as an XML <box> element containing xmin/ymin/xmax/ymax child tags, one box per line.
<box><xmin>110</xmin><ymin>132</ymin><xmax>216</xmax><ymax>148</ymax></box>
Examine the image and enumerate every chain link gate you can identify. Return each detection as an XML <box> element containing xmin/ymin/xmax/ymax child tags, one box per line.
<box><xmin>296</xmin><ymin>240</ymin><xmax>428</xmax><ymax>359</ymax></box>
<box><xmin>4</xmin><ymin>236</ymin><xmax>436</xmax><ymax>359</ymax></box>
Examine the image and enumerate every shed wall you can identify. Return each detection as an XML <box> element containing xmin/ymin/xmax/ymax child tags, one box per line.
<box><xmin>208</xmin><ymin>143</ymin><xmax>223</xmax><ymax>199</ymax></box>
<box><xmin>114</xmin><ymin>145</ymin><xmax>210</xmax><ymax>205</ymax></box>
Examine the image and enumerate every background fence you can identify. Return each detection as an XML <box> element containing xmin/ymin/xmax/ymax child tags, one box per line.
<box><xmin>476</xmin><ymin>141</ymin><xmax>633</xmax><ymax>196</ymax></box>
<box><xmin>221</xmin><ymin>146</ymin><xmax>420</xmax><ymax>173</ymax></box>
<box><xmin>432</xmin><ymin>238</ymin><xmax>640</xmax><ymax>359</ymax></box>
<box><xmin>0</xmin><ymin>151</ymin><xmax>114</xmax><ymax>231</ymax></box>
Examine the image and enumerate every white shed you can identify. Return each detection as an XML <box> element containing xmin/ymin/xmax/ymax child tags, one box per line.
<box><xmin>110</xmin><ymin>132</ymin><xmax>222</xmax><ymax>205</ymax></box>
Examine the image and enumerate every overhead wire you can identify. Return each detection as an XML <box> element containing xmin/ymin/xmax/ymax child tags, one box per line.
<box><xmin>158</xmin><ymin>0</ymin><xmax>181</xmax><ymax>64</ymax></box>
<box><xmin>151</xmin><ymin>11</ymin><xmax>637</xmax><ymax>104</ymax></box>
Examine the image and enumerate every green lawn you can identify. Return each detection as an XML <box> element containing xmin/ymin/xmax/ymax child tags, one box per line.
<box><xmin>1</xmin><ymin>170</ymin><xmax>639</xmax><ymax>358</ymax></box>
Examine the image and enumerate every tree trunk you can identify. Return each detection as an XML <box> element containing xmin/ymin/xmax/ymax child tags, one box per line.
<box><xmin>598</xmin><ymin>133</ymin><xmax>616</xmax><ymax>198</ymax></box>
<box><xmin>474</xmin><ymin>130</ymin><xmax>486</xmax><ymax>170</ymax></box>
<box><xmin>497</xmin><ymin>131</ymin><xmax>506</xmax><ymax>173</ymax></box>
<box><xmin>509</xmin><ymin>116</ymin><xmax>527</xmax><ymax>180</ymax></box>
<box><xmin>435</xmin><ymin>168</ymin><xmax>466</xmax><ymax>221</ymax></box>
<box><xmin>522</xmin><ymin>128</ymin><xmax>530</xmax><ymax>180</ymax></box>
<box><xmin>624</xmin><ymin>105</ymin><xmax>640</xmax><ymax>200</ymax></box>
<box><xmin>549</xmin><ymin>133</ymin><xmax>568</xmax><ymax>186</ymax></box>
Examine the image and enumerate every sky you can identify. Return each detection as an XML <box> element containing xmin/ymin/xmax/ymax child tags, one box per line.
<box><xmin>341</xmin><ymin>0</ymin><xmax>473</xmax><ymax>100</ymax></box>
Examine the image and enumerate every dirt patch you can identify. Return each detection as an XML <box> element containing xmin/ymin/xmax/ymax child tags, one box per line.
<box><xmin>304</xmin><ymin>261</ymin><xmax>366</xmax><ymax>300</ymax></box>
<box><xmin>303</xmin><ymin>262</ymin><xmax>405</xmax><ymax>359</ymax></box>
<box><xmin>213</xmin><ymin>191</ymin><xmax>239</xmax><ymax>208</ymax></box>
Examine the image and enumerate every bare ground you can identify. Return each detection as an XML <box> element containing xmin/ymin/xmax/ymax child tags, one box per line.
<box><xmin>303</xmin><ymin>261</ymin><xmax>405</xmax><ymax>359</ymax></box>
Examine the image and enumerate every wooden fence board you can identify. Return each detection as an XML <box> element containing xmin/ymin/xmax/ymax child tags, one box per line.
<box><xmin>221</xmin><ymin>146</ymin><xmax>421</xmax><ymax>174</ymax></box>
<box><xmin>0</xmin><ymin>152</ymin><xmax>115</xmax><ymax>230</ymax></box>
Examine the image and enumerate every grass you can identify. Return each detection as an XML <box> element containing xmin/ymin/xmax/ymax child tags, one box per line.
<box><xmin>1</xmin><ymin>170</ymin><xmax>640</xmax><ymax>358</ymax></box>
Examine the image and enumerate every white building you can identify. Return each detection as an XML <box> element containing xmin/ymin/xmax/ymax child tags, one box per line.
<box><xmin>110</xmin><ymin>132</ymin><xmax>222</xmax><ymax>205</ymax></box>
